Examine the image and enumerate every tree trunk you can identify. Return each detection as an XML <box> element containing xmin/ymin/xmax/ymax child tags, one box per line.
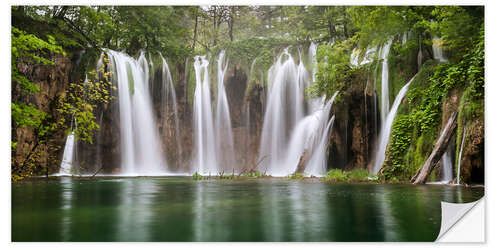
<box><xmin>411</xmin><ymin>111</ymin><xmax>458</xmax><ymax>184</ymax></box>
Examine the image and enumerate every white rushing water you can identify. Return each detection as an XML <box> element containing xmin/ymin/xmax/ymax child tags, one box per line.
<box><xmin>379</xmin><ymin>39</ymin><xmax>393</xmax><ymax>126</ymax></box>
<box><xmin>372</xmin><ymin>75</ymin><xmax>416</xmax><ymax>174</ymax></box>
<box><xmin>192</xmin><ymin>55</ymin><xmax>218</xmax><ymax>174</ymax></box>
<box><xmin>258</xmin><ymin>43</ymin><xmax>337</xmax><ymax>176</ymax></box>
<box><xmin>160</xmin><ymin>54</ymin><xmax>183</xmax><ymax>166</ymax></box>
<box><xmin>59</xmin><ymin>131</ymin><xmax>76</xmax><ymax>176</ymax></box>
<box><xmin>457</xmin><ymin>124</ymin><xmax>467</xmax><ymax>185</ymax></box>
<box><xmin>441</xmin><ymin>145</ymin><xmax>454</xmax><ymax>183</ymax></box>
<box><xmin>432</xmin><ymin>37</ymin><xmax>448</xmax><ymax>63</ymax></box>
<box><xmin>107</xmin><ymin>50</ymin><xmax>166</xmax><ymax>175</ymax></box>
<box><xmin>215</xmin><ymin>50</ymin><xmax>237</xmax><ymax>172</ymax></box>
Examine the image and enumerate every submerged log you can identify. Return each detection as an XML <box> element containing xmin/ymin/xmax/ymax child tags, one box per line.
<box><xmin>411</xmin><ymin>111</ymin><xmax>458</xmax><ymax>184</ymax></box>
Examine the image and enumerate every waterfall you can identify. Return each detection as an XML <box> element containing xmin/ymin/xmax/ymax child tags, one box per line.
<box><xmin>457</xmin><ymin>124</ymin><xmax>467</xmax><ymax>185</ymax></box>
<box><xmin>373</xmin><ymin>75</ymin><xmax>416</xmax><ymax>174</ymax></box>
<box><xmin>361</xmin><ymin>46</ymin><xmax>377</xmax><ymax>65</ymax></box>
<box><xmin>159</xmin><ymin>54</ymin><xmax>183</xmax><ymax>167</ymax></box>
<box><xmin>351</xmin><ymin>46</ymin><xmax>377</xmax><ymax>67</ymax></box>
<box><xmin>107</xmin><ymin>50</ymin><xmax>166</xmax><ymax>175</ymax></box>
<box><xmin>304</xmin><ymin>94</ymin><xmax>338</xmax><ymax>176</ymax></box>
<box><xmin>215</xmin><ymin>50</ymin><xmax>236</xmax><ymax>172</ymax></box>
<box><xmin>192</xmin><ymin>55</ymin><xmax>217</xmax><ymax>174</ymax></box>
<box><xmin>59</xmin><ymin>131</ymin><xmax>76</xmax><ymax>176</ymax></box>
<box><xmin>432</xmin><ymin>37</ymin><xmax>448</xmax><ymax>63</ymax></box>
<box><xmin>258</xmin><ymin>43</ymin><xmax>336</xmax><ymax>176</ymax></box>
<box><xmin>379</xmin><ymin>39</ymin><xmax>393</xmax><ymax>126</ymax></box>
<box><xmin>258</xmin><ymin>49</ymin><xmax>306</xmax><ymax>175</ymax></box>
<box><xmin>441</xmin><ymin>145</ymin><xmax>453</xmax><ymax>183</ymax></box>
<box><xmin>350</xmin><ymin>49</ymin><xmax>360</xmax><ymax>66</ymax></box>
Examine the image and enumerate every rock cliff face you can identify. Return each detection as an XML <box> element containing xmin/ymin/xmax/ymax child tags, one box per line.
<box><xmin>328</xmin><ymin>76</ymin><xmax>379</xmax><ymax>172</ymax></box>
<box><xmin>15</xmin><ymin>48</ymin><xmax>483</xmax><ymax>183</ymax></box>
<box><xmin>12</xmin><ymin>53</ymin><xmax>74</xmax><ymax>174</ymax></box>
<box><xmin>460</xmin><ymin>117</ymin><xmax>484</xmax><ymax>184</ymax></box>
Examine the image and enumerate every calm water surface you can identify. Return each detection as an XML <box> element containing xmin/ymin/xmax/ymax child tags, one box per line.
<box><xmin>11</xmin><ymin>177</ymin><xmax>483</xmax><ymax>242</ymax></box>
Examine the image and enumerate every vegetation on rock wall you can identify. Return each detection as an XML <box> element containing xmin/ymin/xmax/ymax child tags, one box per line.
<box><xmin>11</xmin><ymin>5</ymin><xmax>484</xmax><ymax>183</ymax></box>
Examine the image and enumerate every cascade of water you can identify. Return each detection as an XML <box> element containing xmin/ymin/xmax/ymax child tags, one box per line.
<box><xmin>373</xmin><ymin>75</ymin><xmax>416</xmax><ymax>174</ymax></box>
<box><xmin>258</xmin><ymin>43</ymin><xmax>336</xmax><ymax>176</ymax></box>
<box><xmin>215</xmin><ymin>50</ymin><xmax>237</xmax><ymax>172</ymax></box>
<box><xmin>441</xmin><ymin>145</ymin><xmax>453</xmax><ymax>183</ymax></box>
<box><xmin>159</xmin><ymin>54</ymin><xmax>183</xmax><ymax>167</ymax></box>
<box><xmin>192</xmin><ymin>55</ymin><xmax>217</xmax><ymax>174</ymax></box>
<box><xmin>350</xmin><ymin>49</ymin><xmax>360</xmax><ymax>66</ymax></box>
<box><xmin>107</xmin><ymin>50</ymin><xmax>166</xmax><ymax>175</ymax></box>
<box><xmin>280</xmin><ymin>95</ymin><xmax>334</xmax><ymax>176</ymax></box>
<box><xmin>259</xmin><ymin>49</ymin><xmax>305</xmax><ymax>175</ymax></box>
<box><xmin>457</xmin><ymin>124</ymin><xmax>467</xmax><ymax>185</ymax></box>
<box><xmin>304</xmin><ymin>94</ymin><xmax>339</xmax><ymax>176</ymax></box>
<box><xmin>402</xmin><ymin>32</ymin><xmax>408</xmax><ymax>46</ymax></box>
<box><xmin>432</xmin><ymin>37</ymin><xmax>448</xmax><ymax>63</ymax></box>
<box><xmin>59</xmin><ymin>131</ymin><xmax>76</xmax><ymax>176</ymax></box>
<box><xmin>379</xmin><ymin>39</ymin><xmax>393</xmax><ymax>126</ymax></box>
<box><xmin>360</xmin><ymin>46</ymin><xmax>377</xmax><ymax>65</ymax></box>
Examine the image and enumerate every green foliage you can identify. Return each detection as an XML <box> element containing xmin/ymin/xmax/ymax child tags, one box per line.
<box><xmin>56</xmin><ymin>56</ymin><xmax>116</xmax><ymax>144</ymax></box>
<box><xmin>431</xmin><ymin>6</ymin><xmax>484</xmax><ymax>60</ymax></box>
<box><xmin>216</xmin><ymin>171</ymin><xmax>237</xmax><ymax>180</ymax></box>
<box><xmin>348</xmin><ymin>6</ymin><xmax>434</xmax><ymax>49</ymax></box>
<box><xmin>244</xmin><ymin>171</ymin><xmax>267</xmax><ymax>179</ymax></box>
<box><xmin>192</xmin><ymin>172</ymin><xmax>204</xmax><ymax>180</ymax></box>
<box><xmin>385</xmin><ymin>24</ymin><xmax>483</xmax><ymax>181</ymax></box>
<box><xmin>11</xmin><ymin>27</ymin><xmax>65</xmax><ymax>95</ymax></box>
<box><xmin>347</xmin><ymin>169</ymin><xmax>372</xmax><ymax>181</ymax></box>
<box><xmin>11</xmin><ymin>27</ymin><xmax>66</xmax><ymax>180</ymax></box>
<box><xmin>287</xmin><ymin>173</ymin><xmax>305</xmax><ymax>180</ymax></box>
<box><xmin>323</xmin><ymin>169</ymin><xmax>346</xmax><ymax>182</ymax></box>
<box><xmin>322</xmin><ymin>169</ymin><xmax>376</xmax><ymax>182</ymax></box>
<box><xmin>16</xmin><ymin>6</ymin><xmax>191</xmax><ymax>60</ymax></box>
<box><xmin>310</xmin><ymin>40</ymin><xmax>356</xmax><ymax>99</ymax></box>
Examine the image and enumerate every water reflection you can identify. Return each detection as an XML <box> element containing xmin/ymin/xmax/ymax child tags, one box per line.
<box><xmin>12</xmin><ymin>178</ymin><xmax>484</xmax><ymax>242</ymax></box>
<box><xmin>115</xmin><ymin>178</ymin><xmax>157</xmax><ymax>241</ymax></box>
<box><xmin>375</xmin><ymin>185</ymin><xmax>398</xmax><ymax>241</ymax></box>
<box><xmin>60</xmin><ymin>177</ymin><xmax>73</xmax><ymax>241</ymax></box>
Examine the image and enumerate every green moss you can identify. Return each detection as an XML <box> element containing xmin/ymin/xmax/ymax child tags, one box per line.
<box><xmin>322</xmin><ymin>169</ymin><xmax>347</xmax><ymax>182</ymax></box>
<box><xmin>244</xmin><ymin>171</ymin><xmax>267</xmax><ymax>179</ymax></box>
<box><xmin>287</xmin><ymin>173</ymin><xmax>305</xmax><ymax>180</ymax></box>
<box><xmin>322</xmin><ymin>169</ymin><xmax>377</xmax><ymax>182</ymax></box>
<box><xmin>192</xmin><ymin>172</ymin><xmax>204</xmax><ymax>180</ymax></box>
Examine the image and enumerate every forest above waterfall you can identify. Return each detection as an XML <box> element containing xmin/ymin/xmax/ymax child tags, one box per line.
<box><xmin>11</xmin><ymin>6</ymin><xmax>484</xmax><ymax>185</ymax></box>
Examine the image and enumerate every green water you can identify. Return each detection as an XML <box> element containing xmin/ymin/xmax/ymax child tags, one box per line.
<box><xmin>11</xmin><ymin>177</ymin><xmax>483</xmax><ymax>242</ymax></box>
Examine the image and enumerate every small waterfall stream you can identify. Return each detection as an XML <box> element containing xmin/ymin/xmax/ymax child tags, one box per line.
<box><xmin>441</xmin><ymin>147</ymin><xmax>453</xmax><ymax>183</ymax></box>
<box><xmin>457</xmin><ymin>124</ymin><xmax>467</xmax><ymax>185</ymax></box>
<box><xmin>379</xmin><ymin>39</ymin><xmax>393</xmax><ymax>126</ymax></box>
<box><xmin>59</xmin><ymin>131</ymin><xmax>75</xmax><ymax>176</ymax></box>
<box><xmin>373</xmin><ymin>75</ymin><xmax>416</xmax><ymax>174</ymax></box>
<box><xmin>432</xmin><ymin>37</ymin><xmax>448</xmax><ymax>63</ymax></box>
